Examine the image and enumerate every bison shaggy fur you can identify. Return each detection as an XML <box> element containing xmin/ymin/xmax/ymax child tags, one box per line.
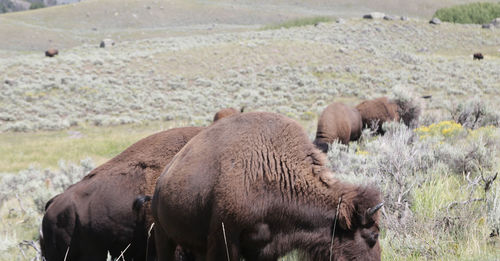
<box><xmin>152</xmin><ymin>112</ymin><xmax>383</xmax><ymax>261</ymax></box>
<box><xmin>45</xmin><ymin>49</ymin><xmax>58</xmax><ymax>57</ymax></box>
<box><xmin>473</xmin><ymin>53</ymin><xmax>484</xmax><ymax>60</ymax></box>
<box><xmin>356</xmin><ymin>96</ymin><xmax>420</xmax><ymax>134</ymax></box>
<box><xmin>41</xmin><ymin>126</ymin><xmax>203</xmax><ymax>261</ymax></box>
<box><xmin>314</xmin><ymin>102</ymin><xmax>362</xmax><ymax>153</ymax></box>
<box><xmin>213</xmin><ymin>107</ymin><xmax>241</xmax><ymax>122</ymax></box>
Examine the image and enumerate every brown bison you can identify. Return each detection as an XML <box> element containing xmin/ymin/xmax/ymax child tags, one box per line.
<box><xmin>152</xmin><ymin>112</ymin><xmax>383</xmax><ymax>261</ymax></box>
<box><xmin>213</xmin><ymin>107</ymin><xmax>243</xmax><ymax>122</ymax></box>
<box><xmin>41</xmin><ymin>126</ymin><xmax>204</xmax><ymax>261</ymax></box>
<box><xmin>473</xmin><ymin>53</ymin><xmax>484</xmax><ymax>60</ymax></box>
<box><xmin>356</xmin><ymin>96</ymin><xmax>420</xmax><ymax>134</ymax></box>
<box><xmin>314</xmin><ymin>102</ymin><xmax>362</xmax><ymax>153</ymax></box>
<box><xmin>45</xmin><ymin>48</ymin><xmax>59</xmax><ymax>57</ymax></box>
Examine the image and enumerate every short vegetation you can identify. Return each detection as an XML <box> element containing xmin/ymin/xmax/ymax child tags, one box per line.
<box><xmin>0</xmin><ymin>99</ymin><xmax>499</xmax><ymax>260</ymax></box>
<box><xmin>328</xmin><ymin>120</ymin><xmax>499</xmax><ymax>259</ymax></box>
<box><xmin>262</xmin><ymin>16</ymin><xmax>333</xmax><ymax>30</ymax></box>
<box><xmin>433</xmin><ymin>2</ymin><xmax>500</xmax><ymax>24</ymax></box>
<box><xmin>29</xmin><ymin>2</ymin><xmax>45</xmax><ymax>10</ymax></box>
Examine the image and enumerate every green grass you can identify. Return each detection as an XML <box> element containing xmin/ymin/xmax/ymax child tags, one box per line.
<box><xmin>379</xmin><ymin>172</ymin><xmax>500</xmax><ymax>260</ymax></box>
<box><xmin>0</xmin><ymin>121</ymin><xmax>182</xmax><ymax>173</ymax></box>
<box><xmin>434</xmin><ymin>2</ymin><xmax>500</xmax><ymax>24</ymax></box>
<box><xmin>262</xmin><ymin>16</ymin><xmax>333</xmax><ymax>30</ymax></box>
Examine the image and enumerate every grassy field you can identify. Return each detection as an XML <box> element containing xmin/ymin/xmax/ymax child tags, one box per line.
<box><xmin>0</xmin><ymin>121</ymin><xmax>183</xmax><ymax>173</ymax></box>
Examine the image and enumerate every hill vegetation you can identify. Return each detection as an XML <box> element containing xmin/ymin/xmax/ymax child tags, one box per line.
<box><xmin>434</xmin><ymin>2</ymin><xmax>500</xmax><ymax>24</ymax></box>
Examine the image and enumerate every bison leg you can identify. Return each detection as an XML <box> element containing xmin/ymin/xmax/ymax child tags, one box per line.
<box><xmin>154</xmin><ymin>225</ymin><xmax>177</xmax><ymax>261</ymax></box>
<box><xmin>206</xmin><ymin>221</ymin><xmax>240</xmax><ymax>261</ymax></box>
<box><xmin>313</xmin><ymin>139</ymin><xmax>329</xmax><ymax>153</ymax></box>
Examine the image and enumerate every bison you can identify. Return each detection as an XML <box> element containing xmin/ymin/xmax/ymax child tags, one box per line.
<box><xmin>213</xmin><ymin>107</ymin><xmax>244</xmax><ymax>122</ymax></box>
<box><xmin>45</xmin><ymin>48</ymin><xmax>58</xmax><ymax>57</ymax></box>
<box><xmin>314</xmin><ymin>102</ymin><xmax>362</xmax><ymax>153</ymax></box>
<box><xmin>152</xmin><ymin>112</ymin><xmax>383</xmax><ymax>261</ymax></box>
<box><xmin>473</xmin><ymin>53</ymin><xmax>484</xmax><ymax>60</ymax></box>
<box><xmin>356</xmin><ymin>96</ymin><xmax>420</xmax><ymax>134</ymax></box>
<box><xmin>40</xmin><ymin>126</ymin><xmax>204</xmax><ymax>261</ymax></box>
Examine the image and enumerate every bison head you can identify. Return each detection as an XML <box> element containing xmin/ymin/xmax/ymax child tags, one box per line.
<box><xmin>332</xmin><ymin>186</ymin><xmax>383</xmax><ymax>260</ymax></box>
<box><xmin>392</xmin><ymin>97</ymin><xmax>421</xmax><ymax>128</ymax></box>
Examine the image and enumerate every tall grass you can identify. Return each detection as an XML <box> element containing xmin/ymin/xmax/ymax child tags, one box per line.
<box><xmin>433</xmin><ymin>2</ymin><xmax>500</xmax><ymax>24</ymax></box>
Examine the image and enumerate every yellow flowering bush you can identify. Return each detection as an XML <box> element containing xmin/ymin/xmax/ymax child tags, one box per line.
<box><xmin>415</xmin><ymin>120</ymin><xmax>464</xmax><ymax>139</ymax></box>
<box><xmin>355</xmin><ymin>149</ymin><xmax>369</xmax><ymax>156</ymax></box>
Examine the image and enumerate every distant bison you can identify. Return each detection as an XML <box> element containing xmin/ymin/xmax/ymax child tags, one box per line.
<box><xmin>473</xmin><ymin>53</ymin><xmax>484</xmax><ymax>60</ymax></box>
<box><xmin>314</xmin><ymin>102</ymin><xmax>362</xmax><ymax>153</ymax></box>
<box><xmin>152</xmin><ymin>112</ymin><xmax>383</xmax><ymax>261</ymax></box>
<box><xmin>45</xmin><ymin>49</ymin><xmax>58</xmax><ymax>57</ymax></box>
<box><xmin>356</xmin><ymin>96</ymin><xmax>420</xmax><ymax>134</ymax></box>
<box><xmin>41</xmin><ymin>126</ymin><xmax>204</xmax><ymax>261</ymax></box>
<box><xmin>213</xmin><ymin>107</ymin><xmax>243</xmax><ymax>122</ymax></box>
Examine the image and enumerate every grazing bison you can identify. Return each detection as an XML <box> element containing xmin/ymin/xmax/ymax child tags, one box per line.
<box><xmin>152</xmin><ymin>112</ymin><xmax>383</xmax><ymax>261</ymax></box>
<box><xmin>314</xmin><ymin>102</ymin><xmax>362</xmax><ymax>153</ymax></box>
<box><xmin>356</xmin><ymin>96</ymin><xmax>420</xmax><ymax>134</ymax></box>
<box><xmin>213</xmin><ymin>107</ymin><xmax>243</xmax><ymax>122</ymax></box>
<box><xmin>473</xmin><ymin>53</ymin><xmax>484</xmax><ymax>60</ymax></box>
<box><xmin>41</xmin><ymin>126</ymin><xmax>204</xmax><ymax>261</ymax></box>
<box><xmin>45</xmin><ymin>48</ymin><xmax>58</xmax><ymax>57</ymax></box>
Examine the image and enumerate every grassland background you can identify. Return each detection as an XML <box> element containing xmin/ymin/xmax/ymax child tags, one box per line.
<box><xmin>1</xmin><ymin>0</ymin><xmax>500</xmax><ymax>260</ymax></box>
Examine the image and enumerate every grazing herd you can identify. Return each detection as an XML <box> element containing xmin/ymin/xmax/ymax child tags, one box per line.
<box><xmin>40</xmin><ymin>97</ymin><xmax>419</xmax><ymax>261</ymax></box>
<box><xmin>314</xmin><ymin>97</ymin><xmax>420</xmax><ymax>153</ymax></box>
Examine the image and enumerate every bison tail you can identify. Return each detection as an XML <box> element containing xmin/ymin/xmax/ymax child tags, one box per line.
<box><xmin>133</xmin><ymin>195</ymin><xmax>152</xmax><ymax>214</ymax></box>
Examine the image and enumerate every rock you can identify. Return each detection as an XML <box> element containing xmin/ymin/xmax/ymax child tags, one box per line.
<box><xmin>100</xmin><ymin>39</ymin><xmax>115</xmax><ymax>48</ymax></box>
<box><xmin>400</xmin><ymin>16</ymin><xmax>409</xmax><ymax>21</ymax></box>
<box><xmin>429</xmin><ymin>17</ymin><xmax>441</xmax><ymax>25</ymax></box>
<box><xmin>491</xmin><ymin>18</ymin><xmax>500</xmax><ymax>27</ymax></box>
<box><xmin>383</xmin><ymin>15</ymin><xmax>396</xmax><ymax>21</ymax></box>
<box><xmin>45</xmin><ymin>48</ymin><xmax>58</xmax><ymax>57</ymax></box>
<box><xmin>363</xmin><ymin>12</ymin><xmax>385</xmax><ymax>19</ymax></box>
<box><xmin>336</xmin><ymin>18</ymin><xmax>345</xmax><ymax>24</ymax></box>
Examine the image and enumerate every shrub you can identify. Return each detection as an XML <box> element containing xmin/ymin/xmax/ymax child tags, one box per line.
<box><xmin>29</xmin><ymin>2</ymin><xmax>45</xmax><ymax>10</ymax></box>
<box><xmin>0</xmin><ymin>159</ymin><xmax>94</xmax><ymax>260</ymax></box>
<box><xmin>433</xmin><ymin>2</ymin><xmax>500</xmax><ymax>24</ymax></box>
<box><xmin>0</xmin><ymin>3</ymin><xmax>7</xmax><ymax>13</ymax></box>
<box><xmin>448</xmin><ymin>98</ymin><xmax>500</xmax><ymax>129</ymax></box>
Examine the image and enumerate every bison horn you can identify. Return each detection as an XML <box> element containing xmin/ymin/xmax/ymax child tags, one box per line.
<box><xmin>366</xmin><ymin>202</ymin><xmax>384</xmax><ymax>216</ymax></box>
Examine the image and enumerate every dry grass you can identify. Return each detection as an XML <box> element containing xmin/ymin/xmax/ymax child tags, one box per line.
<box><xmin>0</xmin><ymin>121</ymin><xmax>182</xmax><ymax>173</ymax></box>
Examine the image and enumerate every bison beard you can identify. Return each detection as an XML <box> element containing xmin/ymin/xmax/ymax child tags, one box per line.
<box><xmin>152</xmin><ymin>112</ymin><xmax>383</xmax><ymax>261</ymax></box>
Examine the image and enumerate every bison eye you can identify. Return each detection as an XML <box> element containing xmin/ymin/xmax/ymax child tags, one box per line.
<box><xmin>361</xmin><ymin>229</ymin><xmax>379</xmax><ymax>247</ymax></box>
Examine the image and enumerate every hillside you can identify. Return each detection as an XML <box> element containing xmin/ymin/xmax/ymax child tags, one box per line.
<box><xmin>1</xmin><ymin>18</ymin><xmax>499</xmax><ymax>132</ymax></box>
<box><xmin>0</xmin><ymin>0</ymin><xmax>498</xmax><ymax>52</ymax></box>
